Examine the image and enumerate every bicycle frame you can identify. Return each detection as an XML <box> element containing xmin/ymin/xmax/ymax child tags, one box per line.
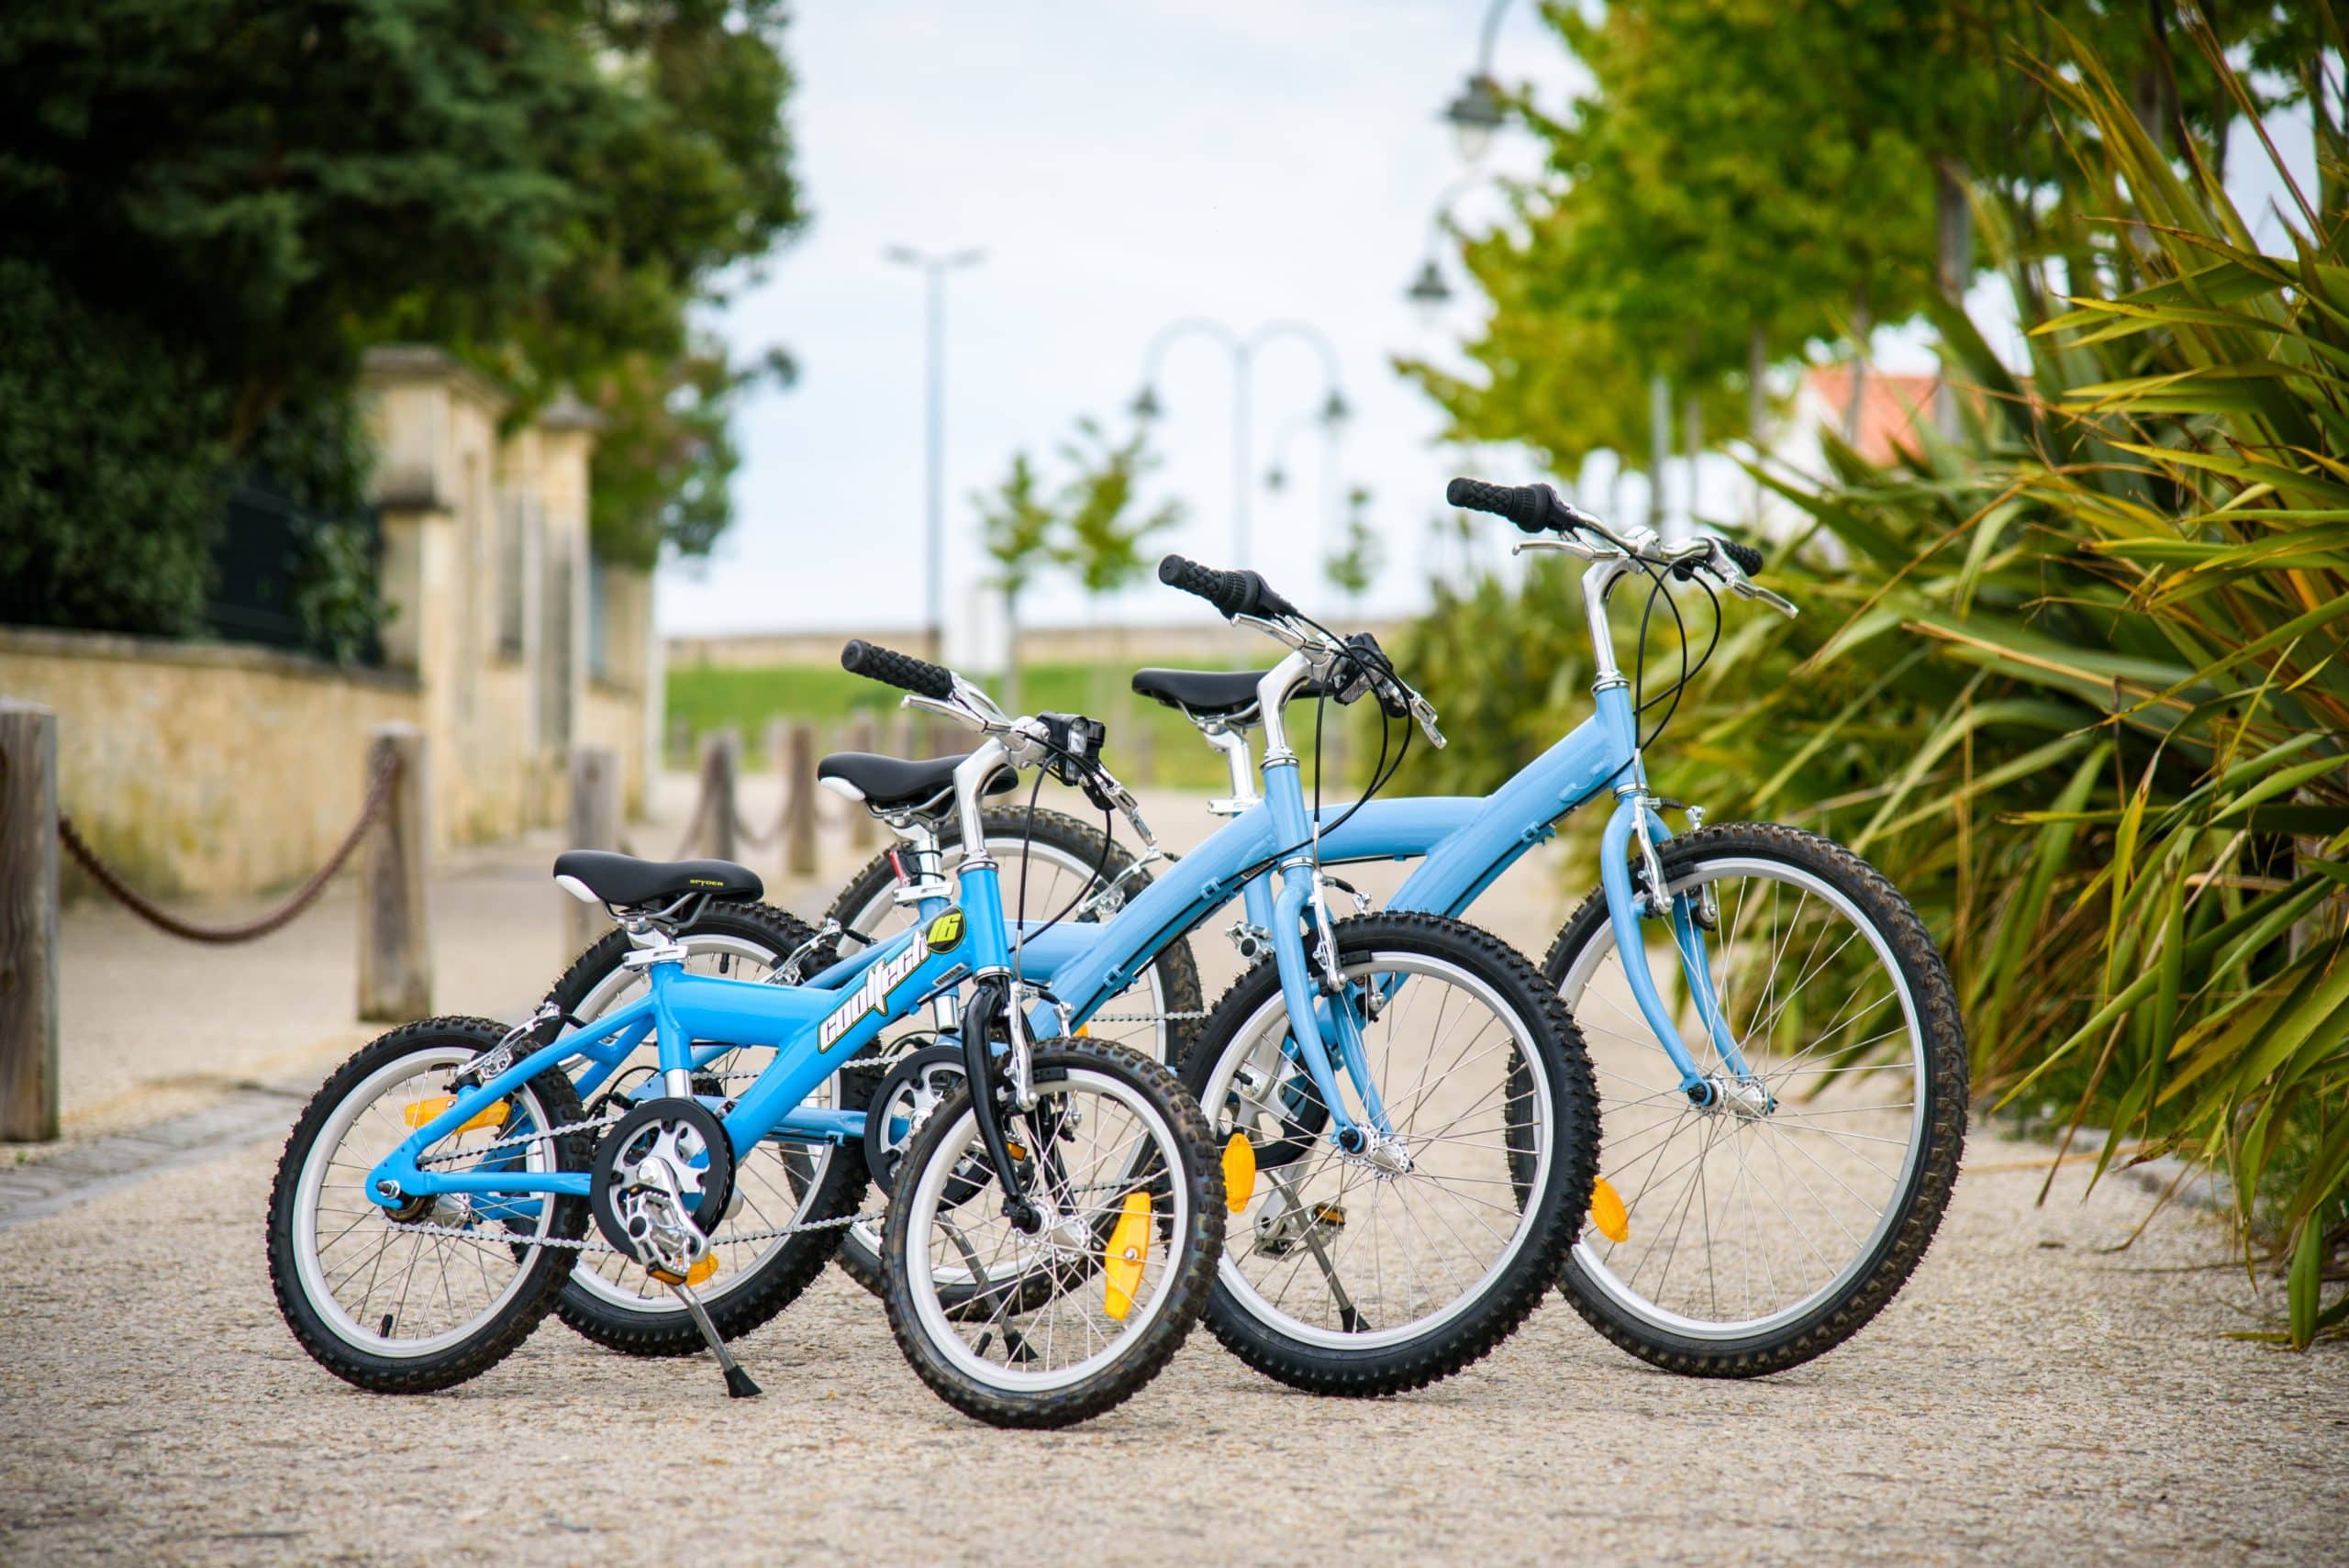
<box><xmin>362</xmin><ymin>825</ymin><xmax>1011</xmax><ymax>1209</ymax></box>
<box><xmin>932</xmin><ymin>552</ymin><xmax>1755</xmax><ymax>1105</ymax></box>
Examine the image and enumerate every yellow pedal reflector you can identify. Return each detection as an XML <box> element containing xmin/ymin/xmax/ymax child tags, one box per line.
<box><xmin>1589</xmin><ymin>1177</ymin><xmax>1630</xmax><ymax>1244</ymax></box>
<box><xmin>1102</xmin><ymin>1191</ymin><xmax>1152</xmax><ymax>1320</ymax></box>
<box><xmin>1221</xmin><ymin>1132</ymin><xmax>1257</xmax><ymax>1210</ymax></box>
<box><xmin>403</xmin><ymin>1095</ymin><xmax>508</xmax><ymax>1134</ymax></box>
<box><xmin>685</xmin><ymin>1252</ymin><xmax>720</xmax><ymax>1287</ymax></box>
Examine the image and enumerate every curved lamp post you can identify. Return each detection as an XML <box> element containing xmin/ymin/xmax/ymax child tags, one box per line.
<box><xmin>1441</xmin><ymin>0</ymin><xmax>1519</xmax><ymax>162</ymax></box>
<box><xmin>1129</xmin><ymin>318</ymin><xmax>1349</xmax><ymax>573</ymax></box>
<box><xmin>1402</xmin><ymin>168</ymin><xmax>1504</xmax><ymax>323</ymax></box>
<box><xmin>885</xmin><ymin>244</ymin><xmax>985</xmax><ymax>663</ymax></box>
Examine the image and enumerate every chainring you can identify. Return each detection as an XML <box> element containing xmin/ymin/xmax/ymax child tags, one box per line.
<box><xmin>590</xmin><ymin>1096</ymin><xmax>737</xmax><ymax>1263</ymax></box>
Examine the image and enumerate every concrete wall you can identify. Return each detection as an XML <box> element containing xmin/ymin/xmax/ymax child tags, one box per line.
<box><xmin>0</xmin><ymin>629</ymin><xmax>420</xmax><ymax>898</ymax></box>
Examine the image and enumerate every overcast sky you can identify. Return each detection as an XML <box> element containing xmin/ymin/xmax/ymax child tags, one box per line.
<box><xmin>662</xmin><ymin>0</ymin><xmax>1588</xmax><ymax>647</ymax></box>
<box><xmin>662</xmin><ymin>3</ymin><xmax>2317</xmax><ymax>649</ymax></box>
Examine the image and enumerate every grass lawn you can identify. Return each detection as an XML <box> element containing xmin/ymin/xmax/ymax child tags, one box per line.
<box><xmin>666</xmin><ymin>656</ymin><xmax>1380</xmax><ymax>792</ymax></box>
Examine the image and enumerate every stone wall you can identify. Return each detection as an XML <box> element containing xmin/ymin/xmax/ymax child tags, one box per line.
<box><xmin>0</xmin><ymin>628</ymin><xmax>421</xmax><ymax>898</ymax></box>
<box><xmin>0</xmin><ymin>347</ymin><xmax>660</xmax><ymax>900</ymax></box>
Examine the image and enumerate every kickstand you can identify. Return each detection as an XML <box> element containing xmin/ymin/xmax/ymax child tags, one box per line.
<box><xmin>1266</xmin><ymin>1164</ymin><xmax>1366</xmax><ymax>1333</ymax></box>
<box><xmin>668</xmin><ymin>1279</ymin><xmax>760</xmax><ymax>1398</ymax></box>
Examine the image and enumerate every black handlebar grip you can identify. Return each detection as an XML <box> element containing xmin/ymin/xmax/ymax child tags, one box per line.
<box><xmin>1446</xmin><ymin>477</ymin><xmax>1559</xmax><ymax>534</ymax></box>
<box><xmin>840</xmin><ymin>639</ymin><xmax>954</xmax><ymax>701</ymax></box>
<box><xmin>1720</xmin><ymin>539</ymin><xmax>1765</xmax><ymax>577</ymax></box>
<box><xmin>1157</xmin><ymin>555</ymin><xmax>1299</xmax><ymax>622</ymax></box>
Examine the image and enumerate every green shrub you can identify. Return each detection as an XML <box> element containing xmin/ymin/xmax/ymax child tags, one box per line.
<box><xmin>0</xmin><ymin>259</ymin><xmax>228</xmax><ymax>636</ymax></box>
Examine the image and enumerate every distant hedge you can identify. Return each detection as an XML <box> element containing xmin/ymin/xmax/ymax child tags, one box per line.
<box><xmin>0</xmin><ymin>257</ymin><xmax>228</xmax><ymax>637</ymax></box>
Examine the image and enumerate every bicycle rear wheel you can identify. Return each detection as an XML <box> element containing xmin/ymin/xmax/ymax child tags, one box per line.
<box><xmin>1542</xmin><ymin>822</ymin><xmax>1966</xmax><ymax>1375</ymax></box>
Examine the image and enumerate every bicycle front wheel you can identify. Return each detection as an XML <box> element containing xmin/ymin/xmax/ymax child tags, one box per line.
<box><xmin>1542</xmin><ymin>822</ymin><xmax>1966</xmax><ymax>1376</ymax></box>
<box><xmin>881</xmin><ymin>1038</ymin><xmax>1223</xmax><ymax>1429</ymax></box>
<box><xmin>1183</xmin><ymin>912</ymin><xmax>1598</xmax><ymax>1396</ymax></box>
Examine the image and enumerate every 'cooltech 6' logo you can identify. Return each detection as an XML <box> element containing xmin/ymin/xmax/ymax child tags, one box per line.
<box><xmin>815</xmin><ymin>909</ymin><xmax>967</xmax><ymax>1051</ymax></box>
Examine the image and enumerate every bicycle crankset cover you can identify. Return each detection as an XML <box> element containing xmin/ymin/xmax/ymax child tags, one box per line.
<box><xmin>863</xmin><ymin>1044</ymin><xmax>986</xmax><ymax>1206</ymax></box>
<box><xmin>590</xmin><ymin>1096</ymin><xmax>737</xmax><ymax>1261</ymax></box>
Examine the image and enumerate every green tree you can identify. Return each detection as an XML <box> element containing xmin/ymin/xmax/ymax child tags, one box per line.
<box><xmin>1054</xmin><ymin>417</ymin><xmax>1183</xmax><ymax>717</ymax></box>
<box><xmin>1324</xmin><ymin>487</ymin><xmax>1385</xmax><ymax>606</ymax></box>
<box><xmin>0</xmin><ymin>0</ymin><xmax>806</xmax><ymax>620</ymax></box>
<box><xmin>972</xmin><ymin>450</ymin><xmax>1060</xmax><ymax>716</ymax></box>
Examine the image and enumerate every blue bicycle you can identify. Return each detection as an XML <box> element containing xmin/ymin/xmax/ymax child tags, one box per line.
<box><xmin>266</xmin><ymin>653</ymin><xmax>1228</xmax><ymax>1429</ymax></box>
<box><xmin>586</xmin><ymin>477</ymin><xmax>1965</xmax><ymax>1382</ymax></box>
<box><xmin>537</xmin><ymin>606</ymin><xmax>1605</xmax><ymax>1396</ymax></box>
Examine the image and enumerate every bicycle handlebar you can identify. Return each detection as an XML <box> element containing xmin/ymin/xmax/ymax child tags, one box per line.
<box><xmin>1155</xmin><ymin>555</ymin><xmax>1298</xmax><ymax>621</ymax></box>
<box><xmin>840</xmin><ymin>639</ymin><xmax>955</xmax><ymax>701</ymax></box>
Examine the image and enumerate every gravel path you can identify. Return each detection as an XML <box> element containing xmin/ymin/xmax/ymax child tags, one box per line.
<box><xmin>5</xmin><ymin>775</ymin><xmax>2344</xmax><ymax>1564</ymax></box>
<box><xmin>1</xmin><ymin>1133</ymin><xmax>2343</xmax><ymax>1566</ymax></box>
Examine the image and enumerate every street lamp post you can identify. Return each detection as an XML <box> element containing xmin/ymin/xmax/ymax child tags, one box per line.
<box><xmin>1129</xmin><ymin>318</ymin><xmax>1348</xmax><ymax>575</ymax></box>
<box><xmin>885</xmin><ymin>244</ymin><xmax>985</xmax><ymax>667</ymax></box>
<box><xmin>1441</xmin><ymin>0</ymin><xmax>1520</xmax><ymax>162</ymax></box>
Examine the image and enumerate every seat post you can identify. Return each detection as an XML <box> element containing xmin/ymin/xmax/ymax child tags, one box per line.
<box><xmin>882</xmin><ymin>812</ymin><xmax>961</xmax><ymax>1032</ymax></box>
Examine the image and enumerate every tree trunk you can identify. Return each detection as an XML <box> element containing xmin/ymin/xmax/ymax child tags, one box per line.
<box><xmin>1842</xmin><ymin>284</ymin><xmax>1874</xmax><ymax>447</ymax></box>
<box><xmin>1002</xmin><ymin>587</ymin><xmax>1023</xmax><ymax>719</ymax></box>
<box><xmin>1747</xmin><ymin>323</ymin><xmax>1767</xmax><ymax>527</ymax></box>
<box><xmin>1934</xmin><ymin>159</ymin><xmax>1973</xmax><ymax>439</ymax></box>
<box><xmin>1678</xmin><ymin>388</ymin><xmax>1703</xmax><ymax>545</ymax></box>
<box><xmin>1648</xmin><ymin>372</ymin><xmax>1671</xmax><ymax>532</ymax></box>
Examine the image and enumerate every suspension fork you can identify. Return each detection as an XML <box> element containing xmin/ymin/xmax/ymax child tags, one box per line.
<box><xmin>1598</xmin><ymin>791</ymin><xmax>1753</xmax><ymax>1096</ymax></box>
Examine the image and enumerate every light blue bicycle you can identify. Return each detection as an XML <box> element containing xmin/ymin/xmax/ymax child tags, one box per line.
<box><xmin>530</xmin><ymin>605</ymin><xmax>1605</xmax><ymax>1396</ymax></box>
<box><xmin>266</xmin><ymin>650</ymin><xmax>1229</xmax><ymax>1429</ymax></box>
<box><xmin>542</xmin><ymin>477</ymin><xmax>1964</xmax><ymax>1384</ymax></box>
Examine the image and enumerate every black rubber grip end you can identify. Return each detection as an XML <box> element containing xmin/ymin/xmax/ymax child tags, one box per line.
<box><xmin>1721</xmin><ymin>539</ymin><xmax>1765</xmax><ymax>577</ymax></box>
<box><xmin>841</xmin><ymin>639</ymin><xmax>954</xmax><ymax>700</ymax></box>
<box><xmin>1447</xmin><ymin>477</ymin><xmax>1557</xmax><ymax>534</ymax></box>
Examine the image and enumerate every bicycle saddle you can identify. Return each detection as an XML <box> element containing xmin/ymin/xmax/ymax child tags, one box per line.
<box><xmin>1130</xmin><ymin>668</ymin><xmax>1329</xmax><ymax>727</ymax></box>
<box><xmin>816</xmin><ymin>751</ymin><xmax>1018</xmax><ymax>811</ymax></box>
<box><xmin>552</xmin><ymin>851</ymin><xmax>763</xmax><ymax>907</ymax></box>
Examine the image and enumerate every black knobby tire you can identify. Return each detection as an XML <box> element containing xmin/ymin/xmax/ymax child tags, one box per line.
<box><xmin>879</xmin><ymin>1037</ymin><xmax>1225</xmax><ymax>1429</ymax></box>
<box><xmin>826</xmin><ymin>805</ymin><xmax>1204</xmax><ymax>1303</ymax></box>
<box><xmin>544</xmin><ymin>902</ymin><xmax>873</xmax><ymax>1357</ymax></box>
<box><xmin>1541</xmin><ymin>821</ymin><xmax>1967</xmax><ymax>1377</ymax></box>
<box><xmin>1182</xmin><ymin>911</ymin><xmax>1600</xmax><ymax>1396</ymax></box>
<box><xmin>267</xmin><ymin>1018</ymin><xmax>596</xmax><ymax>1394</ymax></box>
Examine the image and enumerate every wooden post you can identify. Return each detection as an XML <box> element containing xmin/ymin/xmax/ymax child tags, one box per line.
<box><xmin>702</xmin><ymin>729</ymin><xmax>740</xmax><ymax>862</ymax></box>
<box><xmin>783</xmin><ymin>722</ymin><xmax>818</xmax><ymax>878</ymax></box>
<box><xmin>359</xmin><ymin>724</ymin><xmax>432</xmax><ymax>1022</ymax></box>
<box><xmin>847</xmin><ymin>716</ymin><xmax>878</xmax><ymax>851</ymax></box>
<box><xmin>564</xmin><ymin>745</ymin><xmax>618</xmax><ymax>960</ymax></box>
<box><xmin>887</xmin><ymin>712</ymin><xmax>915</xmax><ymax>763</ymax></box>
<box><xmin>0</xmin><ymin>701</ymin><xmax>60</xmax><ymax>1142</ymax></box>
<box><xmin>1129</xmin><ymin>724</ymin><xmax>1156</xmax><ymax>788</ymax></box>
<box><xmin>665</xmin><ymin>716</ymin><xmax>692</xmax><ymax>771</ymax></box>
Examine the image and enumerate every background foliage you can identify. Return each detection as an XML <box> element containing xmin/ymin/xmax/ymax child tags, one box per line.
<box><xmin>0</xmin><ymin>0</ymin><xmax>804</xmax><ymax>642</ymax></box>
<box><xmin>1403</xmin><ymin>14</ymin><xmax>2349</xmax><ymax>1342</ymax></box>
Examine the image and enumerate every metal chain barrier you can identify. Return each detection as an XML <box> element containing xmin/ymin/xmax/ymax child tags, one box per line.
<box><xmin>56</xmin><ymin>751</ymin><xmax>401</xmax><ymax>944</ymax></box>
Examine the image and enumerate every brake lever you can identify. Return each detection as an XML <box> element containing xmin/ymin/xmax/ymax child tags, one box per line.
<box><xmin>1730</xmin><ymin>578</ymin><xmax>1801</xmax><ymax>618</ymax></box>
<box><xmin>1407</xmin><ymin>691</ymin><xmax>1447</xmax><ymax>749</ymax></box>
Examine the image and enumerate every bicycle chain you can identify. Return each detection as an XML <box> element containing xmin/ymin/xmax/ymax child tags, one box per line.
<box><xmin>384</xmin><ymin>1206</ymin><xmax>886</xmax><ymax>1256</ymax></box>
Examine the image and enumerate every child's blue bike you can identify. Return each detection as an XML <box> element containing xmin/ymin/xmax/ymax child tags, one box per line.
<box><xmin>266</xmin><ymin>656</ymin><xmax>1229</xmax><ymax>1429</ymax></box>
<box><xmin>526</xmin><ymin>604</ymin><xmax>1605</xmax><ymax>1397</ymax></box>
<box><xmin>552</xmin><ymin>476</ymin><xmax>1965</xmax><ymax>1382</ymax></box>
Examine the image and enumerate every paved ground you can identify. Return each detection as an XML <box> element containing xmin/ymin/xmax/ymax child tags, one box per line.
<box><xmin>3</xmin><ymin>773</ymin><xmax>2344</xmax><ymax>1565</ymax></box>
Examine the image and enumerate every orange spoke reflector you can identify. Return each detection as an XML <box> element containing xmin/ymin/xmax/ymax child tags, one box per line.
<box><xmin>1102</xmin><ymin>1191</ymin><xmax>1152</xmax><ymax>1320</ymax></box>
<box><xmin>685</xmin><ymin>1252</ymin><xmax>720</xmax><ymax>1287</ymax></box>
<box><xmin>1221</xmin><ymin>1132</ymin><xmax>1256</xmax><ymax>1211</ymax></box>
<box><xmin>403</xmin><ymin>1096</ymin><xmax>509</xmax><ymax>1135</ymax></box>
<box><xmin>1589</xmin><ymin>1177</ymin><xmax>1630</xmax><ymax>1244</ymax></box>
